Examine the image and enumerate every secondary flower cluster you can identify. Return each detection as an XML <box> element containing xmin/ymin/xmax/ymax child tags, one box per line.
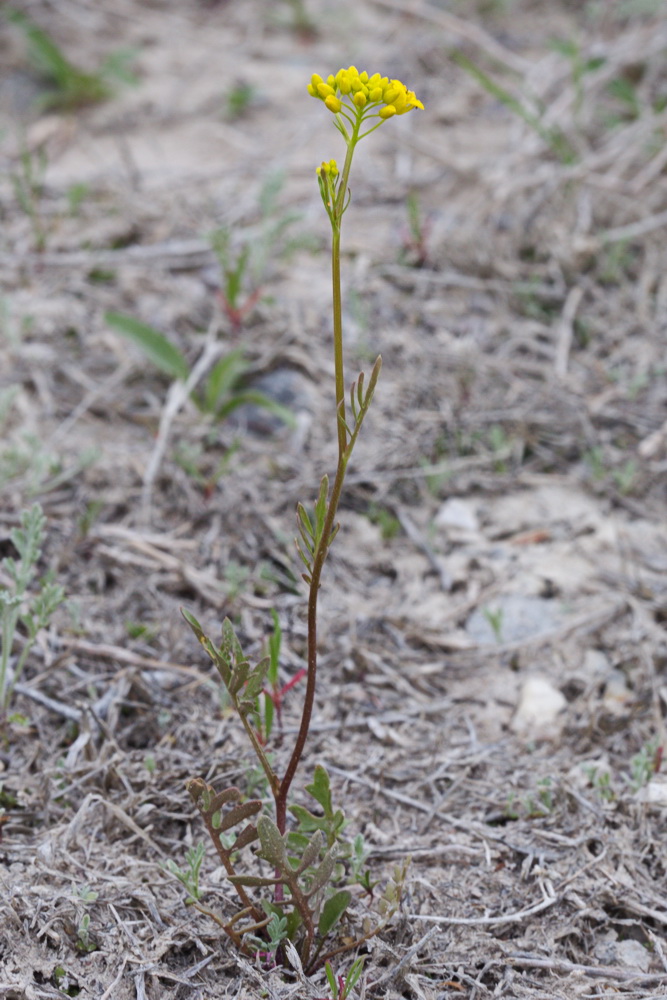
<box><xmin>308</xmin><ymin>66</ymin><xmax>424</xmax><ymax>120</ymax></box>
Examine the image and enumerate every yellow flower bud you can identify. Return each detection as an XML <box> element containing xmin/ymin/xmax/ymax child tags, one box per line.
<box><xmin>325</xmin><ymin>94</ymin><xmax>342</xmax><ymax>113</ymax></box>
<box><xmin>338</xmin><ymin>71</ymin><xmax>351</xmax><ymax>95</ymax></box>
<box><xmin>317</xmin><ymin>82</ymin><xmax>335</xmax><ymax>98</ymax></box>
<box><xmin>368</xmin><ymin>73</ymin><xmax>381</xmax><ymax>87</ymax></box>
<box><xmin>329</xmin><ymin>159</ymin><xmax>338</xmax><ymax>175</ymax></box>
<box><xmin>351</xmin><ymin>76</ymin><xmax>363</xmax><ymax>92</ymax></box>
<box><xmin>311</xmin><ymin>73</ymin><xmax>323</xmax><ymax>88</ymax></box>
<box><xmin>383</xmin><ymin>85</ymin><xmax>400</xmax><ymax>104</ymax></box>
<box><xmin>327</xmin><ymin>74</ymin><xmax>336</xmax><ymax>88</ymax></box>
<box><xmin>307</xmin><ymin>83</ymin><xmax>317</xmax><ymax>97</ymax></box>
<box><xmin>360</xmin><ymin>71</ymin><xmax>369</xmax><ymax>83</ymax></box>
<box><xmin>348</xmin><ymin>65</ymin><xmax>359</xmax><ymax>77</ymax></box>
<box><xmin>369</xmin><ymin>87</ymin><xmax>383</xmax><ymax>103</ymax></box>
<box><xmin>353</xmin><ymin>91</ymin><xmax>367</xmax><ymax>108</ymax></box>
<box><xmin>379</xmin><ymin>105</ymin><xmax>396</xmax><ymax>118</ymax></box>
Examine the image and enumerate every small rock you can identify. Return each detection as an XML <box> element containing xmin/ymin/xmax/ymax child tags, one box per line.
<box><xmin>511</xmin><ymin>676</ymin><xmax>567</xmax><ymax>737</ymax></box>
<box><xmin>466</xmin><ymin>594</ymin><xmax>564</xmax><ymax>645</ymax></box>
<box><xmin>602</xmin><ymin>669</ymin><xmax>632</xmax><ymax>715</ymax></box>
<box><xmin>635</xmin><ymin>778</ymin><xmax>667</xmax><ymax>807</ymax></box>
<box><xmin>616</xmin><ymin>939</ymin><xmax>651</xmax><ymax>973</ymax></box>
<box><xmin>435</xmin><ymin>497</ymin><xmax>480</xmax><ymax>534</ymax></box>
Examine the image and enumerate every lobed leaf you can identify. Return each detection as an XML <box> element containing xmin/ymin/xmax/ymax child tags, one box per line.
<box><xmin>305</xmin><ymin>764</ymin><xmax>333</xmax><ymax>817</ymax></box>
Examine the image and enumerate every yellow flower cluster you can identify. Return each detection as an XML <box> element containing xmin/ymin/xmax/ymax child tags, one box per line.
<box><xmin>316</xmin><ymin>159</ymin><xmax>339</xmax><ymax>177</ymax></box>
<box><xmin>308</xmin><ymin>66</ymin><xmax>424</xmax><ymax>120</ymax></box>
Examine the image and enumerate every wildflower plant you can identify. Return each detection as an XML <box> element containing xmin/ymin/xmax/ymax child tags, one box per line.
<box><xmin>181</xmin><ymin>66</ymin><xmax>422</xmax><ymax>972</ymax></box>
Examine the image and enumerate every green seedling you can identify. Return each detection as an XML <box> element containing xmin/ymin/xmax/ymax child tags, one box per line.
<box><xmin>550</xmin><ymin>38</ymin><xmax>605</xmax><ymax>118</ymax></box>
<box><xmin>179</xmin><ymin>65</ymin><xmax>421</xmax><ymax>972</ymax></box>
<box><xmin>0</xmin><ymin>504</ymin><xmax>65</xmax><ymax>719</ymax></box>
<box><xmin>224</xmin><ymin>81</ymin><xmax>256</xmax><ymax>121</ymax></box>
<box><xmin>366</xmin><ymin>503</ymin><xmax>400</xmax><ymax>541</ymax></box>
<box><xmin>8</xmin><ymin>8</ymin><xmax>136</xmax><ymax>110</ymax></box>
<box><xmin>320</xmin><ymin>956</ymin><xmax>366</xmax><ymax>1000</ymax></box>
<box><xmin>11</xmin><ymin>145</ymin><xmax>48</xmax><ymax>251</ymax></box>
<box><xmin>210</xmin><ymin>171</ymin><xmax>309</xmax><ymax>333</ymax></box>
<box><xmin>400</xmin><ymin>191</ymin><xmax>431</xmax><ymax>267</ymax></box>
<box><xmin>628</xmin><ymin>738</ymin><xmax>662</xmax><ymax>793</ymax></box>
<box><xmin>164</xmin><ymin>842</ymin><xmax>206</xmax><ymax>903</ymax></box>
<box><xmin>482</xmin><ymin>606</ymin><xmax>504</xmax><ymax>643</ymax></box>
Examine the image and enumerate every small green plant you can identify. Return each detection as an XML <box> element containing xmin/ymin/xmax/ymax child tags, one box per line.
<box><xmin>0</xmin><ymin>504</ymin><xmax>65</xmax><ymax>720</ymax></box>
<box><xmin>11</xmin><ymin>145</ymin><xmax>48</xmax><ymax>251</ymax></box>
<box><xmin>104</xmin><ymin>314</ymin><xmax>293</xmax><ymax>427</ymax></box>
<box><xmin>73</xmin><ymin>885</ymin><xmax>98</xmax><ymax>953</ymax></box>
<box><xmin>550</xmin><ymin>37</ymin><xmax>605</xmax><ymax>119</ymax></box>
<box><xmin>366</xmin><ymin>503</ymin><xmax>400</xmax><ymax>541</ymax></box>
<box><xmin>482</xmin><ymin>606</ymin><xmax>504</xmax><ymax>643</ymax></box>
<box><xmin>628</xmin><ymin>738</ymin><xmax>662</xmax><ymax>793</ymax></box>
<box><xmin>8</xmin><ymin>7</ymin><xmax>136</xmax><ymax>111</ymax></box>
<box><xmin>210</xmin><ymin>171</ymin><xmax>309</xmax><ymax>333</ymax></box>
<box><xmin>320</xmin><ymin>956</ymin><xmax>366</xmax><ymax>999</ymax></box>
<box><xmin>179</xmin><ymin>65</ymin><xmax>422</xmax><ymax>972</ymax></box>
<box><xmin>164</xmin><ymin>842</ymin><xmax>206</xmax><ymax>903</ymax></box>
<box><xmin>452</xmin><ymin>51</ymin><xmax>577</xmax><ymax>163</ymax></box>
<box><xmin>224</xmin><ymin>81</ymin><xmax>256</xmax><ymax>121</ymax></box>
<box><xmin>400</xmin><ymin>191</ymin><xmax>431</xmax><ymax>267</ymax></box>
<box><xmin>583</xmin><ymin>764</ymin><xmax>615</xmax><ymax>802</ymax></box>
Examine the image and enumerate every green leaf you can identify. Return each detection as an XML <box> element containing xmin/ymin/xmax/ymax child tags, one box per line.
<box><xmin>215</xmin><ymin>389</ymin><xmax>296</xmax><ymax>428</ymax></box>
<box><xmin>219</xmin><ymin>799</ymin><xmax>263</xmax><ymax>833</ymax></box>
<box><xmin>233</xmin><ymin>824</ymin><xmax>259</xmax><ymax>850</ymax></box>
<box><xmin>105</xmin><ymin>311</ymin><xmax>189</xmax><ymax>380</ymax></box>
<box><xmin>294</xmin><ymin>829</ymin><xmax>323</xmax><ymax>875</ymax></box>
<box><xmin>308</xmin><ymin>846</ymin><xmax>337</xmax><ymax>895</ymax></box>
<box><xmin>306</xmin><ymin>764</ymin><xmax>333</xmax><ymax>817</ymax></box>
<box><xmin>244</xmin><ymin>656</ymin><xmax>270</xmax><ymax>701</ymax></box>
<box><xmin>314</xmin><ymin>475</ymin><xmax>329</xmax><ymax>538</ymax></box>
<box><xmin>289</xmin><ymin>803</ymin><xmax>327</xmax><ymax>833</ymax></box>
<box><xmin>202</xmin><ymin>349</ymin><xmax>248</xmax><ymax>413</ymax></box>
<box><xmin>319</xmin><ymin>889</ymin><xmax>352</xmax><ymax>937</ymax></box>
<box><xmin>228</xmin><ymin>874</ymin><xmax>280</xmax><ymax>887</ymax></box>
<box><xmin>256</xmin><ymin>816</ymin><xmax>287</xmax><ymax>867</ymax></box>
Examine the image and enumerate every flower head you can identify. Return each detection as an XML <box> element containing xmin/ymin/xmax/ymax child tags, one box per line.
<box><xmin>308</xmin><ymin>66</ymin><xmax>423</xmax><ymax>124</ymax></box>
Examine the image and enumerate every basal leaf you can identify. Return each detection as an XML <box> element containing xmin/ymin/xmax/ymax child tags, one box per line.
<box><xmin>318</xmin><ymin>889</ymin><xmax>352</xmax><ymax>937</ymax></box>
<box><xmin>105</xmin><ymin>311</ymin><xmax>189</xmax><ymax>380</ymax></box>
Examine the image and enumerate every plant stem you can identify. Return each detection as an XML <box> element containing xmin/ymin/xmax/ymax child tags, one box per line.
<box><xmin>275</xmin><ymin>116</ymin><xmax>370</xmax><ymax>832</ymax></box>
